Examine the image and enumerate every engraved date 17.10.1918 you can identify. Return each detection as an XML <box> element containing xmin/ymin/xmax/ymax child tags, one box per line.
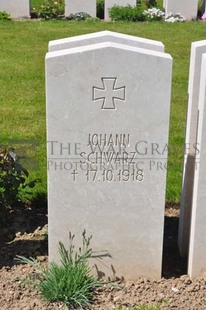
<box><xmin>85</xmin><ymin>169</ymin><xmax>144</xmax><ymax>182</ymax></box>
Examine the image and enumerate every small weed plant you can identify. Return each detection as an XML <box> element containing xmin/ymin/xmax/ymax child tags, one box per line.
<box><xmin>17</xmin><ymin>230</ymin><xmax>110</xmax><ymax>308</ymax></box>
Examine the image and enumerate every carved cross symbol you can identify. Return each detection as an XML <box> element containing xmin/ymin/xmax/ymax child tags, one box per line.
<box><xmin>92</xmin><ymin>77</ymin><xmax>126</xmax><ymax>110</ymax></box>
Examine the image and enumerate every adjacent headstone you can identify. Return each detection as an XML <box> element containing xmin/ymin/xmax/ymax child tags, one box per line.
<box><xmin>49</xmin><ymin>31</ymin><xmax>164</xmax><ymax>53</ymax></box>
<box><xmin>188</xmin><ymin>53</ymin><xmax>206</xmax><ymax>279</ymax></box>
<box><xmin>164</xmin><ymin>0</ymin><xmax>198</xmax><ymax>20</ymax></box>
<box><xmin>65</xmin><ymin>0</ymin><xmax>96</xmax><ymax>17</ymax></box>
<box><xmin>105</xmin><ymin>0</ymin><xmax>136</xmax><ymax>20</ymax></box>
<box><xmin>178</xmin><ymin>40</ymin><xmax>206</xmax><ymax>257</ymax></box>
<box><xmin>46</xmin><ymin>35</ymin><xmax>172</xmax><ymax>280</ymax></box>
<box><xmin>201</xmin><ymin>0</ymin><xmax>206</xmax><ymax>15</ymax></box>
<box><xmin>0</xmin><ymin>0</ymin><xmax>30</xmax><ymax>18</ymax></box>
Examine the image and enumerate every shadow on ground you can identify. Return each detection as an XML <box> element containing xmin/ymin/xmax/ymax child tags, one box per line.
<box><xmin>162</xmin><ymin>204</ymin><xmax>187</xmax><ymax>278</ymax></box>
<box><xmin>0</xmin><ymin>193</ymin><xmax>48</xmax><ymax>268</ymax></box>
<box><xmin>0</xmin><ymin>199</ymin><xmax>188</xmax><ymax>277</ymax></box>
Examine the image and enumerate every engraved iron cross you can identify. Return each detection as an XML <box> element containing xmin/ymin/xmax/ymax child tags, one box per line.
<box><xmin>92</xmin><ymin>77</ymin><xmax>126</xmax><ymax>110</ymax></box>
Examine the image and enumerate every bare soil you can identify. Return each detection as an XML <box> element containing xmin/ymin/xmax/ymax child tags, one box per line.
<box><xmin>0</xmin><ymin>200</ymin><xmax>206</xmax><ymax>310</ymax></box>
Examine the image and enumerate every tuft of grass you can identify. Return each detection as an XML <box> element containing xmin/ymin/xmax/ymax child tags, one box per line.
<box><xmin>39</xmin><ymin>259</ymin><xmax>96</xmax><ymax>307</ymax></box>
<box><xmin>16</xmin><ymin>230</ymin><xmax>110</xmax><ymax>308</ymax></box>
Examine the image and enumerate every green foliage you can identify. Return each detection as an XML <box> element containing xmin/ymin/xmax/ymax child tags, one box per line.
<box><xmin>0</xmin><ymin>146</ymin><xmax>38</xmax><ymax>209</ymax></box>
<box><xmin>31</xmin><ymin>0</ymin><xmax>44</xmax><ymax>7</ymax></box>
<box><xmin>109</xmin><ymin>5</ymin><xmax>146</xmax><ymax>22</ymax></box>
<box><xmin>32</xmin><ymin>0</ymin><xmax>64</xmax><ymax>20</ymax></box>
<box><xmin>66</xmin><ymin>12</ymin><xmax>92</xmax><ymax>21</ymax></box>
<box><xmin>39</xmin><ymin>260</ymin><xmax>96</xmax><ymax>307</ymax></box>
<box><xmin>144</xmin><ymin>0</ymin><xmax>157</xmax><ymax>8</ymax></box>
<box><xmin>17</xmin><ymin>230</ymin><xmax>110</xmax><ymax>308</ymax></box>
<box><xmin>109</xmin><ymin>1</ymin><xmax>159</xmax><ymax>21</ymax></box>
<box><xmin>0</xmin><ymin>11</ymin><xmax>11</xmax><ymax>20</ymax></box>
<box><xmin>97</xmin><ymin>0</ymin><xmax>104</xmax><ymax>19</ymax></box>
<box><xmin>197</xmin><ymin>0</ymin><xmax>203</xmax><ymax>18</ymax></box>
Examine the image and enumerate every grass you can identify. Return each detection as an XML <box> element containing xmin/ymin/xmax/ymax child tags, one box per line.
<box><xmin>0</xmin><ymin>19</ymin><xmax>206</xmax><ymax>201</ymax></box>
<box><xmin>16</xmin><ymin>231</ymin><xmax>108</xmax><ymax>308</ymax></box>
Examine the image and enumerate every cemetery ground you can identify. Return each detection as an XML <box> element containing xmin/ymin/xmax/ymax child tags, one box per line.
<box><xmin>1</xmin><ymin>20</ymin><xmax>206</xmax><ymax>309</ymax></box>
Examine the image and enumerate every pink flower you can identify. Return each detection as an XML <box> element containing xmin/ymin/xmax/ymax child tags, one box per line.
<box><xmin>201</xmin><ymin>12</ymin><xmax>206</xmax><ymax>20</ymax></box>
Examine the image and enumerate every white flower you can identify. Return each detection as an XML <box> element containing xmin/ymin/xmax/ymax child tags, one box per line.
<box><xmin>164</xmin><ymin>12</ymin><xmax>185</xmax><ymax>22</ymax></box>
<box><xmin>143</xmin><ymin>8</ymin><xmax>164</xmax><ymax>20</ymax></box>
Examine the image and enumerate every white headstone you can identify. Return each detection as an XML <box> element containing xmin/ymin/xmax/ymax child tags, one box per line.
<box><xmin>49</xmin><ymin>31</ymin><xmax>164</xmax><ymax>53</ymax></box>
<box><xmin>46</xmin><ymin>37</ymin><xmax>172</xmax><ymax>280</ymax></box>
<box><xmin>164</xmin><ymin>0</ymin><xmax>198</xmax><ymax>20</ymax></box>
<box><xmin>65</xmin><ymin>0</ymin><xmax>96</xmax><ymax>17</ymax></box>
<box><xmin>0</xmin><ymin>0</ymin><xmax>30</xmax><ymax>18</ymax></box>
<box><xmin>178</xmin><ymin>40</ymin><xmax>206</xmax><ymax>257</ymax></box>
<box><xmin>188</xmin><ymin>53</ymin><xmax>206</xmax><ymax>279</ymax></box>
<box><xmin>105</xmin><ymin>0</ymin><xmax>136</xmax><ymax>20</ymax></box>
